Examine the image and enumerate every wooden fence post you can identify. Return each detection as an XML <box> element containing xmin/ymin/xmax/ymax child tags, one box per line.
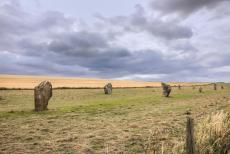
<box><xmin>186</xmin><ymin>117</ymin><xmax>195</xmax><ymax>154</ymax></box>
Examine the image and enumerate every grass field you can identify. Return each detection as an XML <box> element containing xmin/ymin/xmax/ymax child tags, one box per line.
<box><xmin>0</xmin><ymin>83</ymin><xmax>229</xmax><ymax>153</ymax></box>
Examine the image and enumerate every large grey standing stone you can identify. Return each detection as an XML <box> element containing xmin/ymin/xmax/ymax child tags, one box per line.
<box><xmin>104</xmin><ymin>83</ymin><xmax>112</xmax><ymax>94</ymax></box>
<box><xmin>161</xmin><ymin>82</ymin><xmax>171</xmax><ymax>97</ymax></box>
<box><xmin>34</xmin><ymin>81</ymin><xmax>52</xmax><ymax>111</ymax></box>
<box><xmin>213</xmin><ymin>83</ymin><xmax>217</xmax><ymax>90</ymax></box>
<box><xmin>221</xmin><ymin>85</ymin><xmax>224</xmax><ymax>90</ymax></box>
<box><xmin>199</xmin><ymin>87</ymin><xmax>203</xmax><ymax>93</ymax></box>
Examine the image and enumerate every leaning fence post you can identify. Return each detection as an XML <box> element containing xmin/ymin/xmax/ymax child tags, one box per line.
<box><xmin>186</xmin><ymin>117</ymin><xmax>195</xmax><ymax>154</ymax></box>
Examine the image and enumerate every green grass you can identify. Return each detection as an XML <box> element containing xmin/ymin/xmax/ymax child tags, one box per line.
<box><xmin>0</xmin><ymin>87</ymin><xmax>207</xmax><ymax>115</ymax></box>
<box><xmin>0</xmin><ymin>84</ymin><xmax>230</xmax><ymax>153</ymax></box>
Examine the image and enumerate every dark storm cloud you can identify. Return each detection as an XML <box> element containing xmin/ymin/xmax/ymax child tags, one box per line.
<box><xmin>0</xmin><ymin>1</ymin><xmax>208</xmax><ymax>79</ymax></box>
<box><xmin>0</xmin><ymin>2</ymin><xmax>31</xmax><ymax>51</ymax></box>
<box><xmin>44</xmin><ymin>49</ymin><xmax>201</xmax><ymax>79</ymax></box>
<box><xmin>150</xmin><ymin>0</ymin><xmax>227</xmax><ymax>16</ymax></box>
<box><xmin>136</xmin><ymin>18</ymin><xmax>193</xmax><ymax>40</ymax></box>
<box><xmin>0</xmin><ymin>1</ymin><xmax>28</xmax><ymax>36</ymax></box>
<box><xmin>0</xmin><ymin>1</ymin><xmax>75</xmax><ymax>54</ymax></box>
<box><xmin>48</xmin><ymin>31</ymin><xmax>108</xmax><ymax>57</ymax></box>
<box><xmin>0</xmin><ymin>46</ymin><xmax>200</xmax><ymax>79</ymax></box>
<box><xmin>96</xmin><ymin>5</ymin><xmax>193</xmax><ymax>40</ymax></box>
<box><xmin>0</xmin><ymin>1</ymin><xmax>133</xmax><ymax>77</ymax></box>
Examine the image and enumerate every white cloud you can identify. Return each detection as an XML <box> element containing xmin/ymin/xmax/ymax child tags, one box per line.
<box><xmin>209</xmin><ymin>66</ymin><xmax>230</xmax><ymax>73</ymax></box>
<box><xmin>114</xmin><ymin>74</ymin><xmax>168</xmax><ymax>80</ymax></box>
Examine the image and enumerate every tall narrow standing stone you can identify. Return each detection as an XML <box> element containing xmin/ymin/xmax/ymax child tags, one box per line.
<box><xmin>161</xmin><ymin>82</ymin><xmax>171</xmax><ymax>97</ymax></box>
<box><xmin>104</xmin><ymin>83</ymin><xmax>112</xmax><ymax>94</ymax></box>
<box><xmin>213</xmin><ymin>83</ymin><xmax>217</xmax><ymax>90</ymax></box>
<box><xmin>221</xmin><ymin>85</ymin><xmax>224</xmax><ymax>90</ymax></box>
<box><xmin>34</xmin><ymin>81</ymin><xmax>52</xmax><ymax>111</ymax></box>
<box><xmin>199</xmin><ymin>87</ymin><xmax>203</xmax><ymax>93</ymax></box>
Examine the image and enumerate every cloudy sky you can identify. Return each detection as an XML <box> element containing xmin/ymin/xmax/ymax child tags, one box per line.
<box><xmin>0</xmin><ymin>0</ymin><xmax>230</xmax><ymax>82</ymax></box>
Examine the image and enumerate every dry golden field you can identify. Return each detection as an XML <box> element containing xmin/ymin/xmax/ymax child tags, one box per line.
<box><xmin>0</xmin><ymin>74</ymin><xmax>210</xmax><ymax>89</ymax></box>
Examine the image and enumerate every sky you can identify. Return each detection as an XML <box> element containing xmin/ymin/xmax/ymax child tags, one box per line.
<box><xmin>0</xmin><ymin>0</ymin><xmax>230</xmax><ymax>82</ymax></box>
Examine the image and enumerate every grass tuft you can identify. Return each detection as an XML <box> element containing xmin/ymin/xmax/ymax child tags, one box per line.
<box><xmin>195</xmin><ymin>111</ymin><xmax>230</xmax><ymax>154</ymax></box>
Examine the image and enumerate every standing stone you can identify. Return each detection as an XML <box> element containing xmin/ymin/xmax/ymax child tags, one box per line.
<box><xmin>178</xmin><ymin>84</ymin><xmax>181</xmax><ymax>90</ymax></box>
<box><xmin>104</xmin><ymin>83</ymin><xmax>112</xmax><ymax>94</ymax></box>
<box><xmin>221</xmin><ymin>85</ymin><xmax>224</xmax><ymax>90</ymax></box>
<box><xmin>34</xmin><ymin>81</ymin><xmax>52</xmax><ymax>111</ymax></box>
<box><xmin>161</xmin><ymin>82</ymin><xmax>171</xmax><ymax>97</ymax></box>
<box><xmin>199</xmin><ymin>87</ymin><xmax>203</xmax><ymax>93</ymax></box>
<box><xmin>213</xmin><ymin>83</ymin><xmax>217</xmax><ymax>90</ymax></box>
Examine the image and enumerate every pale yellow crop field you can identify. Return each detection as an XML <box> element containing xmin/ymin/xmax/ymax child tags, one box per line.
<box><xmin>0</xmin><ymin>74</ymin><xmax>210</xmax><ymax>89</ymax></box>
